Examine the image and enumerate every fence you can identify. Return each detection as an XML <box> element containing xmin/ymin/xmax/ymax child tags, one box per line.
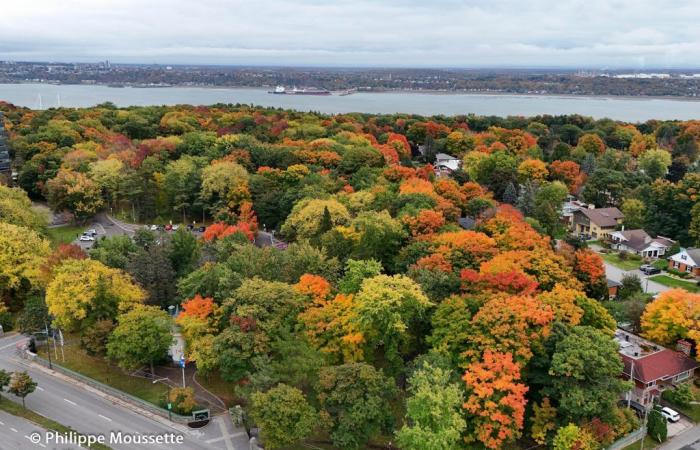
<box><xmin>29</xmin><ymin>352</ymin><xmax>192</xmax><ymax>424</ymax></box>
<box><xmin>607</xmin><ymin>426</ymin><xmax>647</xmax><ymax>450</ymax></box>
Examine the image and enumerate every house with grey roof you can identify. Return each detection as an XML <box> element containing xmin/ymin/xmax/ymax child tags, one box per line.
<box><xmin>571</xmin><ymin>206</ymin><xmax>624</xmax><ymax>240</ymax></box>
<box><xmin>609</xmin><ymin>229</ymin><xmax>675</xmax><ymax>259</ymax></box>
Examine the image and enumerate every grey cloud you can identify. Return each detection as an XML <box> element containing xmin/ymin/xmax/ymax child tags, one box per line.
<box><xmin>1</xmin><ymin>0</ymin><xmax>700</xmax><ymax>67</ymax></box>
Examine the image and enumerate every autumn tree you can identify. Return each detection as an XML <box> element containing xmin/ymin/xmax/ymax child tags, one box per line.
<box><xmin>200</xmin><ymin>160</ymin><xmax>250</xmax><ymax>220</ymax></box>
<box><xmin>530</xmin><ymin>398</ymin><xmax>557</xmax><ymax>445</ymax></box>
<box><xmin>574</xmin><ymin>248</ymin><xmax>607</xmax><ymax>300</ymax></box>
<box><xmin>46</xmin><ymin>168</ymin><xmax>104</xmax><ymax>221</ymax></box>
<box><xmin>462</xmin><ymin>351</ymin><xmax>528</xmax><ymax>449</ymax></box>
<box><xmin>641</xmin><ymin>289</ymin><xmax>700</xmax><ymax>345</ymax></box>
<box><xmin>250</xmin><ymin>384</ymin><xmax>316</xmax><ymax>450</ymax></box>
<box><xmin>552</xmin><ymin>424</ymin><xmax>597</xmax><ymax>450</ymax></box>
<box><xmin>0</xmin><ymin>223</ymin><xmax>50</xmax><ymax>308</ymax></box>
<box><xmin>106</xmin><ymin>305</ymin><xmax>172</xmax><ymax>375</ymax></box>
<box><xmin>46</xmin><ymin>259</ymin><xmax>145</xmax><ymax>331</ymax></box>
<box><xmin>281</xmin><ymin>198</ymin><xmax>350</xmax><ymax>240</ymax></box>
<box><xmin>316</xmin><ymin>363</ymin><xmax>396</xmax><ymax>450</ymax></box>
<box><xmin>395</xmin><ymin>361</ymin><xmax>465</xmax><ymax>450</ymax></box>
<box><xmin>338</xmin><ymin>259</ymin><xmax>382</xmax><ymax>294</ymax></box>
<box><xmin>0</xmin><ymin>185</ymin><xmax>47</xmax><ymax>231</ymax></box>
<box><xmin>8</xmin><ymin>371</ymin><xmax>37</xmax><ymax>408</ymax></box>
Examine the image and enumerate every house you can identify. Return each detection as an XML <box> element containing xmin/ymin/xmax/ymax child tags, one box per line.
<box><xmin>434</xmin><ymin>153</ymin><xmax>461</xmax><ymax>172</ymax></box>
<box><xmin>608</xmin><ymin>279</ymin><xmax>621</xmax><ymax>298</ymax></box>
<box><xmin>616</xmin><ymin>328</ymin><xmax>698</xmax><ymax>409</ymax></box>
<box><xmin>609</xmin><ymin>229</ymin><xmax>675</xmax><ymax>259</ymax></box>
<box><xmin>561</xmin><ymin>197</ymin><xmax>588</xmax><ymax>225</ymax></box>
<box><xmin>571</xmin><ymin>206</ymin><xmax>624</xmax><ymax>240</ymax></box>
<box><xmin>668</xmin><ymin>248</ymin><xmax>700</xmax><ymax>276</ymax></box>
<box><xmin>458</xmin><ymin>216</ymin><xmax>476</xmax><ymax>230</ymax></box>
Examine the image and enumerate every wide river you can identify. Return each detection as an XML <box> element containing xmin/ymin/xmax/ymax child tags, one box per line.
<box><xmin>2</xmin><ymin>83</ymin><xmax>700</xmax><ymax>122</ymax></box>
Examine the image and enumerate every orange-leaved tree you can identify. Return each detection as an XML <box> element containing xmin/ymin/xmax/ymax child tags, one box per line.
<box><xmin>462</xmin><ymin>350</ymin><xmax>528</xmax><ymax>449</ymax></box>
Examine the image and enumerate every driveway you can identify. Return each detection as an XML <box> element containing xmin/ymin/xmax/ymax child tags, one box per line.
<box><xmin>603</xmin><ymin>262</ymin><xmax>671</xmax><ymax>295</ymax></box>
<box><xmin>669</xmin><ymin>416</ymin><xmax>694</xmax><ymax>438</ymax></box>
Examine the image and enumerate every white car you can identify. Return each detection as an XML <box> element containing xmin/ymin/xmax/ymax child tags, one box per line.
<box><xmin>79</xmin><ymin>234</ymin><xmax>94</xmax><ymax>242</ymax></box>
<box><xmin>661</xmin><ymin>406</ymin><xmax>680</xmax><ymax>422</ymax></box>
<box><xmin>172</xmin><ymin>224</ymin><xmax>180</xmax><ymax>231</ymax></box>
<box><xmin>150</xmin><ymin>224</ymin><xmax>158</xmax><ymax>231</ymax></box>
<box><xmin>86</xmin><ymin>228</ymin><xmax>97</xmax><ymax>236</ymax></box>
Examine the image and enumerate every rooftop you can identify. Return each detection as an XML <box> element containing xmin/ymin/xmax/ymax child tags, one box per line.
<box><xmin>576</xmin><ymin>207</ymin><xmax>624</xmax><ymax>228</ymax></box>
<box><xmin>615</xmin><ymin>328</ymin><xmax>664</xmax><ymax>359</ymax></box>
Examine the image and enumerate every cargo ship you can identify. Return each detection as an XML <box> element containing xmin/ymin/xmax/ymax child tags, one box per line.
<box><xmin>268</xmin><ymin>86</ymin><xmax>331</xmax><ymax>95</ymax></box>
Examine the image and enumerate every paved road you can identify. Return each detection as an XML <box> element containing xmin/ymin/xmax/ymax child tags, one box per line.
<box><xmin>0</xmin><ymin>333</ymin><xmax>245</xmax><ymax>450</ymax></box>
<box><xmin>0</xmin><ymin>409</ymin><xmax>83</xmax><ymax>450</ymax></box>
<box><xmin>659</xmin><ymin>423</ymin><xmax>700</xmax><ymax>449</ymax></box>
<box><xmin>603</xmin><ymin>262</ymin><xmax>671</xmax><ymax>295</ymax></box>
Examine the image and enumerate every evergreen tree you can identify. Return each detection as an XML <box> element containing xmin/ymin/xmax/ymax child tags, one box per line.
<box><xmin>581</xmin><ymin>153</ymin><xmax>596</xmax><ymax>175</ymax></box>
<box><xmin>647</xmin><ymin>406</ymin><xmax>667</xmax><ymax>443</ymax></box>
<box><xmin>502</xmin><ymin>182</ymin><xmax>518</xmax><ymax>205</ymax></box>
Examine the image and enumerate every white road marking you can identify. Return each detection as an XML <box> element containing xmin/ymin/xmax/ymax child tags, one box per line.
<box><xmin>39</xmin><ymin>444</ymin><xmax>46</xmax><ymax>448</ymax></box>
<box><xmin>0</xmin><ymin>421</ymin><xmax>4</xmax><ymax>425</ymax></box>
<box><xmin>35</xmin><ymin>386</ymin><xmax>44</xmax><ymax>391</ymax></box>
<box><xmin>98</xmin><ymin>414</ymin><xmax>112</xmax><ymax>422</ymax></box>
<box><xmin>63</xmin><ymin>398</ymin><xmax>77</xmax><ymax>406</ymax></box>
<box><xmin>10</xmin><ymin>427</ymin><xmax>18</xmax><ymax>432</ymax></box>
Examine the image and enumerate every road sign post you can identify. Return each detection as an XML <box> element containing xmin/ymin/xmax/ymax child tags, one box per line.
<box><xmin>180</xmin><ymin>357</ymin><xmax>186</xmax><ymax>388</ymax></box>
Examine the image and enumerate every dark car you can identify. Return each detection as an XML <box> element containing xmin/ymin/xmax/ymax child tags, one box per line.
<box><xmin>640</xmin><ymin>264</ymin><xmax>661</xmax><ymax>275</ymax></box>
<box><xmin>198</xmin><ymin>226</ymin><xmax>206</xmax><ymax>233</ymax></box>
<box><xmin>186</xmin><ymin>224</ymin><xmax>194</xmax><ymax>231</ymax></box>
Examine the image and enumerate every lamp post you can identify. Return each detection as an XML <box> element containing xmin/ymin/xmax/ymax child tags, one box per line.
<box><xmin>153</xmin><ymin>377</ymin><xmax>172</xmax><ymax>421</ymax></box>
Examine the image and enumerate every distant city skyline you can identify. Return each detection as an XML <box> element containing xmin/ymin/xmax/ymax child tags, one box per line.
<box><xmin>3</xmin><ymin>0</ymin><xmax>700</xmax><ymax>68</ymax></box>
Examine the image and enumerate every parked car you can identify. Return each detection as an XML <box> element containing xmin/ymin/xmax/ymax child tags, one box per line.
<box><xmin>198</xmin><ymin>226</ymin><xmax>206</xmax><ymax>232</ymax></box>
<box><xmin>578</xmin><ymin>233</ymin><xmax>592</xmax><ymax>241</ymax></box>
<box><xmin>149</xmin><ymin>224</ymin><xmax>158</xmax><ymax>231</ymax></box>
<box><xmin>86</xmin><ymin>228</ymin><xmax>97</xmax><ymax>236</ymax></box>
<box><xmin>640</xmin><ymin>264</ymin><xmax>661</xmax><ymax>275</ymax></box>
<box><xmin>186</xmin><ymin>224</ymin><xmax>194</xmax><ymax>231</ymax></box>
<box><xmin>661</xmin><ymin>406</ymin><xmax>680</xmax><ymax>422</ymax></box>
<box><xmin>79</xmin><ymin>234</ymin><xmax>94</xmax><ymax>242</ymax></box>
<box><xmin>172</xmin><ymin>224</ymin><xmax>180</xmax><ymax>231</ymax></box>
<box><xmin>165</xmin><ymin>224</ymin><xmax>173</xmax><ymax>231</ymax></box>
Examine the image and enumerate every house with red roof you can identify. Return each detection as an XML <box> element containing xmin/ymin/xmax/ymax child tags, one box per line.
<box><xmin>616</xmin><ymin>328</ymin><xmax>698</xmax><ymax>409</ymax></box>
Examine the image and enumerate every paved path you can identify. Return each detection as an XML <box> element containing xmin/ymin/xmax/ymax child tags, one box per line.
<box><xmin>0</xmin><ymin>333</ymin><xmax>243</xmax><ymax>450</ymax></box>
<box><xmin>603</xmin><ymin>261</ymin><xmax>672</xmax><ymax>295</ymax></box>
<box><xmin>659</xmin><ymin>423</ymin><xmax>700</xmax><ymax>449</ymax></box>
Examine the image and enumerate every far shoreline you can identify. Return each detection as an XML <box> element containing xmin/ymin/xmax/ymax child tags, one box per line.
<box><xmin>4</xmin><ymin>81</ymin><xmax>700</xmax><ymax>103</ymax></box>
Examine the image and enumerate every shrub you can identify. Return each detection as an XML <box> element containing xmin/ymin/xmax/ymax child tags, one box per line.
<box><xmin>168</xmin><ymin>387</ymin><xmax>197</xmax><ymax>415</ymax></box>
<box><xmin>667</xmin><ymin>268</ymin><xmax>691</xmax><ymax>279</ymax></box>
<box><xmin>619</xmin><ymin>251</ymin><xmax>629</xmax><ymax>261</ymax></box>
<box><xmin>647</xmin><ymin>406</ymin><xmax>667</xmax><ymax>443</ymax></box>
<box><xmin>662</xmin><ymin>383</ymin><xmax>694</xmax><ymax>407</ymax></box>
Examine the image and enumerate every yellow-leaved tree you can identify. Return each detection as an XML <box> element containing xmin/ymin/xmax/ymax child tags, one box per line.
<box><xmin>46</xmin><ymin>259</ymin><xmax>145</xmax><ymax>331</ymax></box>
<box><xmin>0</xmin><ymin>223</ymin><xmax>51</xmax><ymax>300</ymax></box>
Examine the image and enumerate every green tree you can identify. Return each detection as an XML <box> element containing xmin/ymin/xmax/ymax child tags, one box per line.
<box><xmin>639</xmin><ymin>148</ymin><xmax>673</xmax><ymax>180</ymax></box>
<box><xmin>395</xmin><ymin>361</ymin><xmax>465</xmax><ymax>450</ymax></box>
<box><xmin>126</xmin><ymin>246</ymin><xmax>177</xmax><ymax>308</ymax></box>
<box><xmin>533</xmin><ymin>181</ymin><xmax>568</xmax><ymax>237</ymax></box>
<box><xmin>281</xmin><ymin>198</ymin><xmax>350</xmax><ymax>240</ymax></box>
<box><xmin>8</xmin><ymin>371</ymin><xmax>37</xmax><ymax>407</ymax></box>
<box><xmin>80</xmin><ymin>318</ymin><xmax>114</xmax><ymax>356</ymax></box>
<box><xmin>106</xmin><ymin>305</ymin><xmax>172</xmax><ymax>375</ymax></box>
<box><xmin>0</xmin><ymin>369</ymin><xmax>10</xmax><ymax>400</ymax></box>
<box><xmin>618</xmin><ymin>273</ymin><xmax>643</xmax><ymax>300</ymax></box>
<box><xmin>474</xmin><ymin>151</ymin><xmax>518</xmax><ymax>200</ymax></box>
<box><xmin>16</xmin><ymin>295</ymin><xmax>49</xmax><ymax>334</ymax></box>
<box><xmin>316</xmin><ymin>363</ymin><xmax>396</xmax><ymax>450</ymax></box>
<box><xmin>547</xmin><ymin>326</ymin><xmax>631</xmax><ymax>423</ymax></box>
<box><xmin>163</xmin><ymin>156</ymin><xmax>204</xmax><ymax>223</ymax></box>
<box><xmin>690</xmin><ymin>202</ymin><xmax>700</xmax><ymax>247</ymax></box>
<box><xmin>338</xmin><ymin>259</ymin><xmax>382</xmax><ymax>294</ymax></box>
<box><xmin>168</xmin><ymin>227</ymin><xmax>200</xmax><ymax>278</ymax></box>
<box><xmin>0</xmin><ymin>185</ymin><xmax>47</xmax><ymax>231</ymax></box>
<box><xmin>352</xmin><ymin>275</ymin><xmax>432</xmax><ymax>368</ymax></box>
<box><xmin>200</xmin><ymin>161</ymin><xmax>250</xmax><ymax>219</ymax></box>
<box><xmin>647</xmin><ymin>406</ymin><xmax>667</xmax><ymax>443</ymax></box>
<box><xmin>250</xmin><ymin>384</ymin><xmax>316</xmax><ymax>449</ymax></box>
<box><xmin>621</xmin><ymin>198</ymin><xmax>646</xmax><ymax>230</ymax></box>
<box><xmin>90</xmin><ymin>235</ymin><xmax>138</xmax><ymax>269</ymax></box>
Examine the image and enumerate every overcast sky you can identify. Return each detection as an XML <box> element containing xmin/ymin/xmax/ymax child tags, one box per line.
<box><xmin>2</xmin><ymin>0</ymin><xmax>700</xmax><ymax>68</ymax></box>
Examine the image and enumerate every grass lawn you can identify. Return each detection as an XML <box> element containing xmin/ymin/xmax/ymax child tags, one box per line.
<box><xmin>37</xmin><ymin>340</ymin><xmax>167</xmax><ymax>406</ymax></box>
<box><xmin>0</xmin><ymin>398</ymin><xmax>112</xmax><ymax>450</ymax></box>
<box><xmin>649</xmin><ymin>275</ymin><xmax>700</xmax><ymax>293</ymax></box>
<box><xmin>45</xmin><ymin>225</ymin><xmax>84</xmax><ymax>246</ymax></box>
<box><xmin>601</xmin><ymin>252</ymin><xmax>643</xmax><ymax>271</ymax></box>
<box><xmin>621</xmin><ymin>435</ymin><xmax>659</xmax><ymax>450</ymax></box>
<box><xmin>196</xmin><ymin>370</ymin><xmax>239</xmax><ymax>408</ymax></box>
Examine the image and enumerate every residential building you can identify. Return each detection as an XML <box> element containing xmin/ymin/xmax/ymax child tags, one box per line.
<box><xmin>434</xmin><ymin>153</ymin><xmax>461</xmax><ymax>172</ymax></box>
<box><xmin>571</xmin><ymin>206</ymin><xmax>624</xmax><ymax>239</ymax></box>
<box><xmin>616</xmin><ymin>328</ymin><xmax>698</xmax><ymax>409</ymax></box>
<box><xmin>608</xmin><ymin>279</ymin><xmax>621</xmax><ymax>298</ymax></box>
<box><xmin>561</xmin><ymin>197</ymin><xmax>588</xmax><ymax>225</ymax></box>
<box><xmin>608</xmin><ymin>229</ymin><xmax>675</xmax><ymax>258</ymax></box>
<box><xmin>668</xmin><ymin>248</ymin><xmax>700</xmax><ymax>276</ymax></box>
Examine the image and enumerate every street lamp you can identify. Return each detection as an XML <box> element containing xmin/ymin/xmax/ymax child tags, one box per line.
<box><xmin>152</xmin><ymin>377</ymin><xmax>172</xmax><ymax>421</ymax></box>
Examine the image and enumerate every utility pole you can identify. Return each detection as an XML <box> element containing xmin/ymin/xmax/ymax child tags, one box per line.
<box><xmin>43</xmin><ymin>321</ymin><xmax>52</xmax><ymax>370</ymax></box>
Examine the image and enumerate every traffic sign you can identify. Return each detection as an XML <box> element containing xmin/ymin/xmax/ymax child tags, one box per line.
<box><xmin>179</xmin><ymin>357</ymin><xmax>185</xmax><ymax>368</ymax></box>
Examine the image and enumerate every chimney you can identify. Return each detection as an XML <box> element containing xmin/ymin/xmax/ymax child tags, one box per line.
<box><xmin>677</xmin><ymin>339</ymin><xmax>692</xmax><ymax>356</ymax></box>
